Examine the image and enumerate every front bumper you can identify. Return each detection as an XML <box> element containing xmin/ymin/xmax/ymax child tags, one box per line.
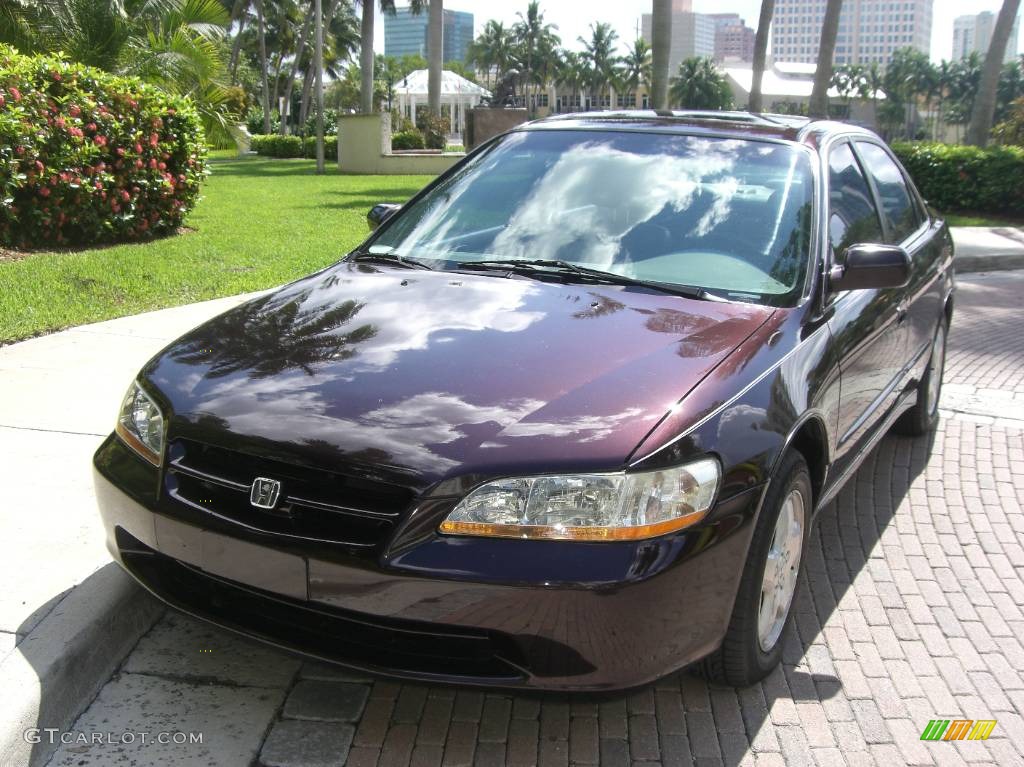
<box><xmin>95</xmin><ymin>434</ymin><xmax>764</xmax><ymax>691</ymax></box>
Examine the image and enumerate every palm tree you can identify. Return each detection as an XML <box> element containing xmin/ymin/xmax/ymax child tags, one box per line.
<box><xmin>650</xmin><ymin>0</ymin><xmax>671</xmax><ymax>110</ymax></box>
<box><xmin>467</xmin><ymin>20</ymin><xmax>512</xmax><ymax>89</ymax></box>
<box><xmin>808</xmin><ymin>0</ymin><xmax>844</xmax><ymax>118</ymax></box>
<box><xmin>255</xmin><ymin>0</ymin><xmax>272</xmax><ymax>132</ymax></box>
<box><xmin>749</xmin><ymin>0</ymin><xmax>775</xmax><ymax>112</ymax></box>
<box><xmin>427</xmin><ymin>0</ymin><xmax>442</xmax><ymax>115</ymax></box>
<box><xmin>556</xmin><ymin>50</ymin><xmax>588</xmax><ymax>112</ymax></box>
<box><xmin>579</xmin><ymin>22</ymin><xmax>618</xmax><ymax>110</ymax></box>
<box><xmin>354</xmin><ymin>0</ymin><xmax>398</xmax><ymax>114</ymax></box>
<box><xmin>968</xmin><ymin>0</ymin><xmax>1023</xmax><ymax>146</ymax></box>
<box><xmin>513</xmin><ymin>1</ymin><xmax>559</xmax><ymax>116</ymax></box>
<box><xmin>885</xmin><ymin>47</ymin><xmax>935</xmax><ymax>138</ymax></box>
<box><xmin>619</xmin><ymin>38</ymin><xmax>651</xmax><ymax>108</ymax></box>
<box><xmin>669</xmin><ymin>56</ymin><xmax>732</xmax><ymax>110</ymax></box>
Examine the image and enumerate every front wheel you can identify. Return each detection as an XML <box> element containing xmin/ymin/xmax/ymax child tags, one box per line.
<box><xmin>895</xmin><ymin>319</ymin><xmax>947</xmax><ymax>437</ymax></box>
<box><xmin>694</xmin><ymin>450</ymin><xmax>811</xmax><ymax>686</ymax></box>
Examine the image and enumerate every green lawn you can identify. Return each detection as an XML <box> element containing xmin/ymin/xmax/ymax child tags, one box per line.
<box><xmin>0</xmin><ymin>157</ymin><xmax>433</xmax><ymax>344</ymax></box>
<box><xmin>941</xmin><ymin>211</ymin><xmax>1024</xmax><ymax>228</ymax></box>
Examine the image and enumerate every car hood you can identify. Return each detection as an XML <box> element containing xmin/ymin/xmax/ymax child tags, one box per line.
<box><xmin>144</xmin><ymin>262</ymin><xmax>774</xmax><ymax>489</ymax></box>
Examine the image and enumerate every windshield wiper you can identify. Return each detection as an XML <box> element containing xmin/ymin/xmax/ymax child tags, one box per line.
<box><xmin>350</xmin><ymin>250</ymin><xmax>434</xmax><ymax>270</ymax></box>
<box><xmin>456</xmin><ymin>259</ymin><xmax>722</xmax><ymax>301</ymax></box>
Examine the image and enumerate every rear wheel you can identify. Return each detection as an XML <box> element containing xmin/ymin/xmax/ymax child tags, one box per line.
<box><xmin>895</xmin><ymin>319</ymin><xmax>946</xmax><ymax>437</ymax></box>
<box><xmin>694</xmin><ymin>450</ymin><xmax>811</xmax><ymax>686</ymax></box>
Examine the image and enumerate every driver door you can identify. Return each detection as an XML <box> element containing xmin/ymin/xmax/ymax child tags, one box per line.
<box><xmin>824</xmin><ymin>140</ymin><xmax>909</xmax><ymax>480</ymax></box>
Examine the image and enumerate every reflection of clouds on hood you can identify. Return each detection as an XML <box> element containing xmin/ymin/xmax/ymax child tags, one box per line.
<box><xmin>489</xmin><ymin>140</ymin><xmax>741</xmax><ymax>267</ymax></box>
<box><xmin>192</xmin><ymin>378</ymin><xmax>547</xmax><ymax>471</ymax></box>
<box><xmin>495</xmin><ymin>407</ymin><xmax>653</xmax><ymax>444</ymax></box>
<box><xmin>299</xmin><ymin>273</ymin><xmax>544</xmax><ymax>371</ymax></box>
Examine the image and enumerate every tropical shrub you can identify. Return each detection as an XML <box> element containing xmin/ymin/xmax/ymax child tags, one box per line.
<box><xmin>302</xmin><ymin>136</ymin><xmax>338</xmax><ymax>162</ymax></box>
<box><xmin>418</xmin><ymin>114</ymin><xmax>451</xmax><ymax>150</ymax></box>
<box><xmin>993</xmin><ymin>97</ymin><xmax>1024</xmax><ymax>147</ymax></box>
<box><xmin>391</xmin><ymin>129</ymin><xmax>426</xmax><ymax>150</ymax></box>
<box><xmin>892</xmin><ymin>141</ymin><xmax>1024</xmax><ymax>215</ymax></box>
<box><xmin>0</xmin><ymin>47</ymin><xmax>207</xmax><ymax>249</ymax></box>
<box><xmin>250</xmin><ymin>134</ymin><xmax>337</xmax><ymax>161</ymax></box>
<box><xmin>250</xmin><ymin>134</ymin><xmax>303</xmax><ymax>157</ymax></box>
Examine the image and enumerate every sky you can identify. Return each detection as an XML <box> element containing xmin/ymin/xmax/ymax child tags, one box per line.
<box><xmin>372</xmin><ymin>0</ymin><xmax>1021</xmax><ymax>63</ymax></box>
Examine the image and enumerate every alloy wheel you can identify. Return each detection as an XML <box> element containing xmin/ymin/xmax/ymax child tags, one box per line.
<box><xmin>757</xmin><ymin>487</ymin><xmax>805</xmax><ymax>652</ymax></box>
<box><xmin>926</xmin><ymin>324</ymin><xmax>946</xmax><ymax>417</ymax></box>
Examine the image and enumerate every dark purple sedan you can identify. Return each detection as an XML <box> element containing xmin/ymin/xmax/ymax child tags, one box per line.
<box><xmin>94</xmin><ymin>111</ymin><xmax>953</xmax><ymax>690</ymax></box>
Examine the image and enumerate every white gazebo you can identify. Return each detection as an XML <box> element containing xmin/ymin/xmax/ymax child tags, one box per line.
<box><xmin>394</xmin><ymin>69</ymin><xmax>491</xmax><ymax>137</ymax></box>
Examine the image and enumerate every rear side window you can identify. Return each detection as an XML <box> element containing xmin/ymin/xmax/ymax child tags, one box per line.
<box><xmin>827</xmin><ymin>143</ymin><xmax>883</xmax><ymax>257</ymax></box>
<box><xmin>855</xmin><ymin>142</ymin><xmax>922</xmax><ymax>244</ymax></box>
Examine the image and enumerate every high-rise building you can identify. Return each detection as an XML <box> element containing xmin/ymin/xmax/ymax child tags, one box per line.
<box><xmin>771</xmin><ymin>0</ymin><xmax>933</xmax><ymax>67</ymax></box>
<box><xmin>708</xmin><ymin>13</ymin><xmax>756</xmax><ymax>62</ymax></box>
<box><xmin>384</xmin><ymin>7</ymin><xmax>474</xmax><ymax>64</ymax></box>
<box><xmin>953</xmin><ymin>11</ymin><xmax>1020</xmax><ymax>63</ymax></box>
<box><xmin>641</xmin><ymin>4</ymin><xmax>715</xmax><ymax>76</ymax></box>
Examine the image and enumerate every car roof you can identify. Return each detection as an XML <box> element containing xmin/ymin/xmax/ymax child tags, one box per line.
<box><xmin>520</xmin><ymin>110</ymin><xmax>879</xmax><ymax>148</ymax></box>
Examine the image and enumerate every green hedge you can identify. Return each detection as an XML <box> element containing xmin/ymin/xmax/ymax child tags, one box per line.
<box><xmin>391</xmin><ymin>130</ymin><xmax>425</xmax><ymax>150</ymax></box>
<box><xmin>892</xmin><ymin>141</ymin><xmax>1024</xmax><ymax>215</ymax></box>
<box><xmin>0</xmin><ymin>46</ymin><xmax>207</xmax><ymax>248</ymax></box>
<box><xmin>250</xmin><ymin>133</ymin><xmax>337</xmax><ymax>161</ymax></box>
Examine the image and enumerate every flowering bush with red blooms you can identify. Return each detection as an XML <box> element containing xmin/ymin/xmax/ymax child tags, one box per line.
<box><xmin>0</xmin><ymin>46</ymin><xmax>207</xmax><ymax>248</ymax></box>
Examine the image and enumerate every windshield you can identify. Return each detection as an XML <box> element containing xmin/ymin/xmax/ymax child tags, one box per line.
<box><xmin>368</xmin><ymin>129</ymin><xmax>816</xmax><ymax>306</ymax></box>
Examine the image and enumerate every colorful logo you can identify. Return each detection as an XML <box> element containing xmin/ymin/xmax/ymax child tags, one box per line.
<box><xmin>920</xmin><ymin>719</ymin><xmax>997</xmax><ymax>741</ymax></box>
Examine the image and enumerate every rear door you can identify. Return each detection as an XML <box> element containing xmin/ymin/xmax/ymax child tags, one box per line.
<box><xmin>852</xmin><ymin>140</ymin><xmax>944</xmax><ymax>370</ymax></box>
<box><xmin>824</xmin><ymin>140</ymin><xmax>908</xmax><ymax>478</ymax></box>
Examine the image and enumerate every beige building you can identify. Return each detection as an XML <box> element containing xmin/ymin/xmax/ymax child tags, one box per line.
<box><xmin>709</xmin><ymin>13</ymin><xmax>756</xmax><ymax>63</ymax></box>
<box><xmin>771</xmin><ymin>0</ymin><xmax>932</xmax><ymax>66</ymax></box>
<box><xmin>953</xmin><ymin>11</ymin><xmax>1020</xmax><ymax>63</ymax></box>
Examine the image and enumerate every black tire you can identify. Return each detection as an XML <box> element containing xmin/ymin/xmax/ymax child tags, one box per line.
<box><xmin>694</xmin><ymin>450</ymin><xmax>812</xmax><ymax>686</ymax></box>
<box><xmin>895</xmin><ymin>319</ymin><xmax>947</xmax><ymax>437</ymax></box>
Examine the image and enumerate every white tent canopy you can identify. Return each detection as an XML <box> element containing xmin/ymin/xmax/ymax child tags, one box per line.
<box><xmin>394</xmin><ymin>69</ymin><xmax>491</xmax><ymax>137</ymax></box>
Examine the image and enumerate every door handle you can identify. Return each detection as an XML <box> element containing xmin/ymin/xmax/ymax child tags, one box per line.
<box><xmin>896</xmin><ymin>303</ymin><xmax>908</xmax><ymax>323</ymax></box>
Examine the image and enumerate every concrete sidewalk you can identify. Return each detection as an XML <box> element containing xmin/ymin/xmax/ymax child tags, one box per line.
<box><xmin>950</xmin><ymin>226</ymin><xmax>1024</xmax><ymax>272</ymax></box>
<box><xmin>0</xmin><ymin>291</ymin><xmax>261</xmax><ymax>767</ymax></box>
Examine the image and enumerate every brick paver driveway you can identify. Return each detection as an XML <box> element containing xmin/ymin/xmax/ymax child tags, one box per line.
<box><xmin>51</xmin><ymin>272</ymin><xmax>1024</xmax><ymax>767</ymax></box>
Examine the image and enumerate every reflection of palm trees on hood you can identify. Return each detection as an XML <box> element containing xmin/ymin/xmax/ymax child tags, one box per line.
<box><xmin>174</xmin><ymin>293</ymin><xmax>377</xmax><ymax>379</ymax></box>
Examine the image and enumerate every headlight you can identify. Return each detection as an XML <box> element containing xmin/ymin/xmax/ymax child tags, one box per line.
<box><xmin>115</xmin><ymin>380</ymin><xmax>165</xmax><ymax>466</ymax></box>
<box><xmin>439</xmin><ymin>458</ymin><xmax>720</xmax><ymax>541</ymax></box>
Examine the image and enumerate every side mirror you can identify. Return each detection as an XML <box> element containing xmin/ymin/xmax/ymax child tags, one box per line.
<box><xmin>829</xmin><ymin>243</ymin><xmax>911</xmax><ymax>292</ymax></box>
<box><xmin>367</xmin><ymin>203</ymin><xmax>401</xmax><ymax>231</ymax></box>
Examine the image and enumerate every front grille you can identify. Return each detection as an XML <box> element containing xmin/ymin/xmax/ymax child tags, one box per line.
<box><xmin>117</xmin><ymin>528</ymin><xmax>526</xmax><ymax>682</ymax></box>
<box><xmin>163</xmin><ymin>438</ymin><xmax>414</xmax><ymax>550</ymax></box>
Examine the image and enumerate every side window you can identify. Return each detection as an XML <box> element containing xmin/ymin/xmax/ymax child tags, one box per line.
<box><xmin>827</xmin><ymin>142</ymin><xmax>884</xmax><ymax>258</ymax></box>
<box><xmin>855</xmin><ymin>142</ymin><xmax>922</xmax><ymax>244</ymax></box>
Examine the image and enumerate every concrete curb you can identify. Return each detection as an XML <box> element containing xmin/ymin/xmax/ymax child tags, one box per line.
<box><xmin>0</xmin><ymin>563</ymin><xmax>164</xmax><ymax>767</ymax></box>
<box><xmin>954</xmin><ymin>252</ymin><xmax>1024</xmax><ymax>274</ymax></box>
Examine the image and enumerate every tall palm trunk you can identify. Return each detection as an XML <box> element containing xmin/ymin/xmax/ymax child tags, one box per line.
<box><xmin>256</xmin><ymin>0</ymin><xmax>271</xmax><ymax>133</ymax></box>
<box><xmin>809</xmin><ymin>0</ymin><xmax>843</xmax><ymax>118</ymax></box>
<box><xmin>280</xmin><ymin>11</ymin><xmax>314</xmax><ymax>134</ymax></box>
<box><xmin>228</xmin><ymin>0</ymin><xmax>250</xmax><ymax>83</ymax></box>
<box><xmin>359</xmin><ymin>1</ymin><xmax>375</xmax><ymax>113</ymax></box>
<box><xmin>314</xmin><ymin>0</ymin><xmax>325</xmax><ymax>173</ymax></box>
<box><xmin>650</xmin><ymin>0</ymin><xmax>671</xmax><ymax>110</ymax></box>
<box><xmin>967</xmin><ymin>0</ymin><xmax>1022</xmax><ymax>146</ymax></box>
<box><xmin>749</xmin><ymin>0</ymin><xmax>775</xmax><ymax>112</ymax></box>
<box><xmin>427</xmin><ymin>0</ymin><xmax>443</xmax><ymax>115</ymax></box>
<box><xmin>300</xmin><ymin>59</ymin><xmax>315</xmax><ymax>126</ymax></box>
